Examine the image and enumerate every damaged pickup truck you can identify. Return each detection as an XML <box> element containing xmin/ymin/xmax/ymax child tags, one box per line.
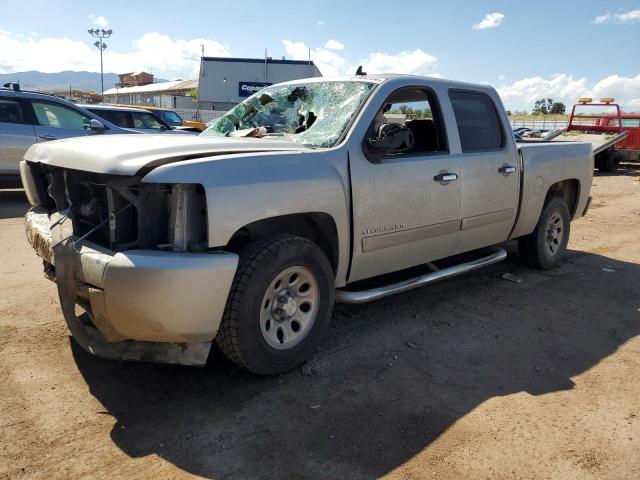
<box><xmin>21</xmin><ymin>75</ymin><xmax>594</xmax><ymax>374</ymax></box>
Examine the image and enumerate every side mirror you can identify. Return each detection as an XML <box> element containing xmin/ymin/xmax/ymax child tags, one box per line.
<box><xmin>367</xmin><ymin>123</ymin><xmax>414</xmax><ymax>156</ymax></box>
<box><xmin>89</xmin><ymin>118</ymin><xmax>106</xmax><ymax>131</ymax></box>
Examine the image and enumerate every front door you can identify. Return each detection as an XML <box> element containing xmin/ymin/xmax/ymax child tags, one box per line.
<box><xmin>348</xmin><ymin>87</ymin><xmax>461</xmax><ymax>282</ymax></box>
<box><xmin>28</xmin><ymin>100</ymin><xmax>98</xmax><ymax>142</ymax></box>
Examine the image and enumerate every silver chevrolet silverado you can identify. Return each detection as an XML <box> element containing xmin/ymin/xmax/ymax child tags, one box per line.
<box><xmin>20</xmin><ymin>74</ymin><xmax>593</xmax><ymax>374</ymax></box>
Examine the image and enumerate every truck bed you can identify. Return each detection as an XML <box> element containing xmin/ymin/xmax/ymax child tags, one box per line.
<box><xmin>544</xmin><ymin>130</ymin><xmax>628</xmax><ymax>155</ymax></box>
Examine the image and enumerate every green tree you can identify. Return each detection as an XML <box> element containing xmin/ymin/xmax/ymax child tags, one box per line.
<box><xmin>550</xmin><ymin>102</ymin><xmax>566</xmax><ymax>114</ymax></box>
<box><xmin>532</xmin><ymin>98</ymin><xmax>565</xmax><ymax>115</ymax></box>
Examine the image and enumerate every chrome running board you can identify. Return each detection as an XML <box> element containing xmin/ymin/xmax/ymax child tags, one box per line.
<box><xmin>336</xmin><ymin>247</ymin><xmax>507</xmax><ymax>304</ymax></box>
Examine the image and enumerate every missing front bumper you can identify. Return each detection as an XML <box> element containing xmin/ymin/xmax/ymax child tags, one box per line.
<box><xmin>25</xmin><ymin>208</ymin><xmax>239</xmax><ymax>366</ymax></box>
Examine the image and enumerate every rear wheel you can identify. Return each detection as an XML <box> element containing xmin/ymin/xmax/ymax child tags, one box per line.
<box><xmin>216</xmin><ymin>235</ymin><xmax>335</xmax><ymax>375</ymax></box>
<box><xmin>518</xmin><ymin>197</ymin><xmax>571</xmax><ymax>269</ymax></box>
<box><xmin>597</xmin><ymin>150</ymin><xmax>621</xmax><ymax>173</ymax></box>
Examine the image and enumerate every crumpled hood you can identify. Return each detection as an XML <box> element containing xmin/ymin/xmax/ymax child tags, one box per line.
<box><xmin>24</xmin><ymin>133</ymin><xmax>309</xmax><ymax>176</ymax></box>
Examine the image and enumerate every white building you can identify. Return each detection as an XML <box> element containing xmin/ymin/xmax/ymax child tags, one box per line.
<box><xmin>197</xmin><ymin>56</ymin><xmax>322</xmax><ymax>111</ymax></box>
<box><xmin>102</xmin><ymin>79</ymin><xmax>198</xmax><ymax>109</ymax></box>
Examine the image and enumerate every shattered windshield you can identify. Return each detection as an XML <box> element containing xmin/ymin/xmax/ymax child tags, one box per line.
<box><xmin>200</xmin><ymin>81</ymin><xmax>376</xmax><ymax>148</ymax></box>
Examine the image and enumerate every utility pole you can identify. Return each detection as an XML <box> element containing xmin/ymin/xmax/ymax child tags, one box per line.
<box><xmin>88</xmin><ymin>28</ymin><xmax>113</xmax><ymax>98</ymax></box>
<box><xmin>196</xmin><ymin>44</ymin><xmax>205</xmax><ymax>121</ymax></box>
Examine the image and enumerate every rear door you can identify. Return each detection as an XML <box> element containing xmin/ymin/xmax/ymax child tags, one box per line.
<box><xmin>0</xmin><ymin>97</ymin><xmax>37</xmax><ymax>175</ymax></box>
<box><xmin>28</xmin><ymin>100</ymin><xmax>99</xmax><ymax>141</ymax></box>
<box><xmin>448</xmin><ymin>90</ymin><xmax>519</xmax><ymax>253</ymax></box>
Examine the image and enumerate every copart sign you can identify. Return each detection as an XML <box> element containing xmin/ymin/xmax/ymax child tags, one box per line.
<box><xmin>238</xmin><ymin>82</ymin><xmax>272</xmax><ymax>97</ymax></box>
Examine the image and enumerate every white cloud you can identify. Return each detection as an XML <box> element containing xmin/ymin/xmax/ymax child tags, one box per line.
<box><xmin>497</xmin><ymin>73</ymin><xmax>640</xmax><ymax>111</ymax></box>
<box><xmin>498</xmin><ymin>74</ymin><xmax>506</xmax><ymax>81</ymax></box>
<box><xmin>0</xmin><ymin>30</ymin><xmax>230</xmax><ymax>79</ymax></box>
<box><xmin>88</xmin><ymin>14</ymin><xmax>109</xmax><ymax>28</ymax></box>
<box><xmin>324</xmin><ymin>39</ymin><xmax>344</xmax><ymax>50</ymax></box>
<box><xmin>317</xmin><ymin>21</ymin><xmax>324</xmax><ymax>27</ymax></box>
<box><xmin>359</xmin><ymin>49</ymin><xmax>437</xmax><ymax>75</ymax></box>
<box><xmin>594</xmin><ymin>9</ymin><xmax>640</xmax><ymax>24</ymax></box>
<box><xmin>585</xmin><ymin>74</ymin><xmax>640</xmax><ymax>110</ymax></box>
<box><xmin>283</xmin><ymin>39</ymin><xmax>348</xmax><ymax>76</ymax></box>
<box><xmin>473</xmin><ymin>12</ymin><xmax>504</xmax><ymax>30</ymax></box>
<box><xmin>283</xmin><ymin>39</ymin><xmax>438</xmax><ymax>77</ymax></box>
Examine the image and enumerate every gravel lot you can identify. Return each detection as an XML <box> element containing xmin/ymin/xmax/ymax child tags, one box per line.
<box><xmin>1</xmin><ymin>165</ymin><xmax>639</xmax><ymax>479</ymax></box>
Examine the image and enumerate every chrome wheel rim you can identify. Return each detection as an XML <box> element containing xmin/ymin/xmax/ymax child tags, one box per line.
<box><xmin>259</xmin><ymin>265</ymin><xmax>320</xmax><ymax>350</ymax></box>
<box><xmin>544</xmin><ymin>212</ymin><xmax>564</xmax><ymax>256</ymax></box>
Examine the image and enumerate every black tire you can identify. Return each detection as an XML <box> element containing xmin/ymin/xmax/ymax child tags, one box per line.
<box><xmin>216</xmin><ymin>235</ymin><xmax>335</xmax><ymax>375</ymax></box>
<box><xmin>518</xmin><ymin>197</ymin><xmax>571</xmax><ymax>269</ymax></box>
<box><xmin>598</xmin><ymin>150</ymin><xmax>621</xmax><ymax>173</ymax></box>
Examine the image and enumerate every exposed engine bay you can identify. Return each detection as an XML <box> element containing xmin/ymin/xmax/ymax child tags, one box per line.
<box><xmin>25</xmin><ymin>162</ymin><xmax>208</xmax><ymax>253</ymax></box>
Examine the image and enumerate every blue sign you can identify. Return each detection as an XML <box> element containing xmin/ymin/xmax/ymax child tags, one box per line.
<box><xmin>238</xmin><ymin>81</ymin><xmax>272</xmax><ymax>97</ymax></box>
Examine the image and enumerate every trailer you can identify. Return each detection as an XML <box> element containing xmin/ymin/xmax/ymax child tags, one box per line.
<box><xmin>546</xmin><ymin>98</ymin><xmax>628</xmax><ymax>172</ymax></box>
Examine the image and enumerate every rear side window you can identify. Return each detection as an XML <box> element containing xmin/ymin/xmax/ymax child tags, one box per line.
<box><xmin>0</xmin><ymin>98</ymin><xmax>24</xmax><ymax>124</ymax></box>
<box><xmin>449</xmin><ymin>91</ymin><xmax>505</xmax><ymax>152</ymax></box>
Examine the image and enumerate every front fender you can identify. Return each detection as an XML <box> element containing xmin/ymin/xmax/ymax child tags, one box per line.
<box><xmin>142</xmin><ymin>149</ymin><xmax>352</xmax><ymax>285</ymax></box>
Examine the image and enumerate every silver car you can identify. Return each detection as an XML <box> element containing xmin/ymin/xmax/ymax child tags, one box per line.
<box><xmin>0</xmin><ymin>83</ymin><xmax>135</xmax><ymax>180</ymax></box>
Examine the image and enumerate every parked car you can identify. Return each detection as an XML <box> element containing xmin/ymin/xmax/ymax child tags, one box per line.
<box><xmin>110</xmin><ymin>104</ymin><xmax>205</xmax><ymax>132</ymax></box>
<box><xmin>81</xmin><ymin>105</ymin><xmax>193</xmax><ymax>134</ymax></box>
<box><xmin>512</xmin><ymin>127</ymin><xmax>531</xmax><ymax>136</ymax></box>
<box><xmin>0</xmin><ymin>83</ymin><xmax>135</xmax><ymax>180</ymax></box>
<box><xmin>21</xmin><ymin>74</ymin><xmax>593</xmax><ymax>375</ymax></box>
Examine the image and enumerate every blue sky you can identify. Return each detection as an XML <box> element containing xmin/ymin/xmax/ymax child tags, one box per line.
<box><xmin>1</xmin><ymin>0</ymin><xmax>639</xmax><ymax>110</ymax></box>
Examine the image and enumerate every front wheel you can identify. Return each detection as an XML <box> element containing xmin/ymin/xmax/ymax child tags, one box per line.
<box><xmin>216</xmin><ymin>235</ymin><xmax>335</xmax><ymax>375</ymax></box>
<box><xmin>518</xmin><ymin>197</ymin><xmax>571</xmax><ymax>269</ymax></box>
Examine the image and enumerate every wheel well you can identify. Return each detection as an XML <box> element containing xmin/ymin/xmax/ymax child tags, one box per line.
<box><xmin>545</xmin><ymin>179</ymin><xmax>580</xmax><ymax>218</ymax></box>
<box><xmin>226</xmin><ymin>213</ymin><xmax>339</xmax><ymax>273</ymax></box>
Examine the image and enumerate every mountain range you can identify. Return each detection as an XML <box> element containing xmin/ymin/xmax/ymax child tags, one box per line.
<box><xmin>0</xmin><ymin>71</ymin><xmax>167</xmax><ymax>92</ymax></box>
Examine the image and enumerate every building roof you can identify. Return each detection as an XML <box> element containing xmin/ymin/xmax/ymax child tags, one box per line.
<box><xmin>202</xmin><ymin>56</ymin><xmax>317</xmax><ymax>66</ymax></box>
<box><xmin>103</xmin><ymin>79</ymin><xmax>197</xmax><ymax>96</ymax></box>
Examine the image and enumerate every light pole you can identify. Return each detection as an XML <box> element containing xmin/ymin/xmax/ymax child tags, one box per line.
<box><xmin>88</xmin><ymin>28</ymin><xmax>113</xmax><ymax>98</ymax></box>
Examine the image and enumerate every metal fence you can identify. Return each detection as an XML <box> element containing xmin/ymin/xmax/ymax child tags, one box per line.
<box><xmin>509</xmin><ymin>117</ymin><xmax>568</xmax><ymax>130</ymax></box>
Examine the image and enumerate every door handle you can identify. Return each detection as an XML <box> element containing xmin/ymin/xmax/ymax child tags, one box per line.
<box><xmin>39</xmin><ymin>134</ymin><xmax>57</xmax><ymax>141</ymax></box>
<box><xmin>499</xmin><ymin>165</ymin><xmax>517</xmax><ymax>174</ymax></box>
<box><xmin>433</xmin><ymin>172</ymin><xmax>458</xmax><ymax>182</ymax></box>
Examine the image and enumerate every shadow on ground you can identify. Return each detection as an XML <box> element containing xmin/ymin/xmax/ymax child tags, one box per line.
<box><xmin>72</xmin><ymin>248</ymin><xmax>639</xmax><ymax>479</ymax></box>
<box><xmin>594</xmin><ymin>161</ymin><xmax>640</xmax><ymax>178</ymax></box>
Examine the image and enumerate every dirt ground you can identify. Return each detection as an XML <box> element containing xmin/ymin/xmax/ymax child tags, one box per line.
<box><xmin>1</xmin><ymin>165</ymin><xmax>639</xmax><ymax>480</ymax></box>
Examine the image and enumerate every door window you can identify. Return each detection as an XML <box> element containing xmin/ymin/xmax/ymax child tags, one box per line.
<box><xmin>89</xmin><ymin>109</ymin><xmax>131</xmax><ymax>128</ymax></box>
<box><xmin>368</xmin><ymin>88</ymin><xmax>447</xmax><ymax>158</ymax></box>
<box><xmin>0</xmin><ymin>99</ymin><xmax>25</xmax><ymax>124</ymax></box>
<box><xmin>131</xmin><ymin>112</ymin><xmax>166</xmax><ymax>130</ymax></box>
<box><xmin>622</xmin><ymin>118</ymin><xmax>640</xmax><ymax>128</ymax></box>
<box><xmin>32</xmin><ymin>101</ymin><xmax>91</xmax><ymax>130</ymax></box>
<box><xmin>162</xmin><ymin>110</ymin><xmax>183</xmax><ymax>126</ymax></box>
<box><xmin>449</xmin><ymin>91</ymin><xmax>505</xmax><ymax>152</ymax></box>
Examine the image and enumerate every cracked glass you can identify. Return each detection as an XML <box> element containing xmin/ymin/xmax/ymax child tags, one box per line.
<box><xmin>201</xmin><ymin>81</ymin><xmax>376</xmax><ymax>148</ymax></box>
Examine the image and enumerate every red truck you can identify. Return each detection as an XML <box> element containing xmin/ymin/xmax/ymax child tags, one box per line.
<box><xmin>601</xmin><ymin>113</ymin><xmax>640</xmax><ymax>164</ymax></box>
<box><xmin>547</xmin><ymin>98</ymin><xmax>630</xmax><ymax>172</ymax></box>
